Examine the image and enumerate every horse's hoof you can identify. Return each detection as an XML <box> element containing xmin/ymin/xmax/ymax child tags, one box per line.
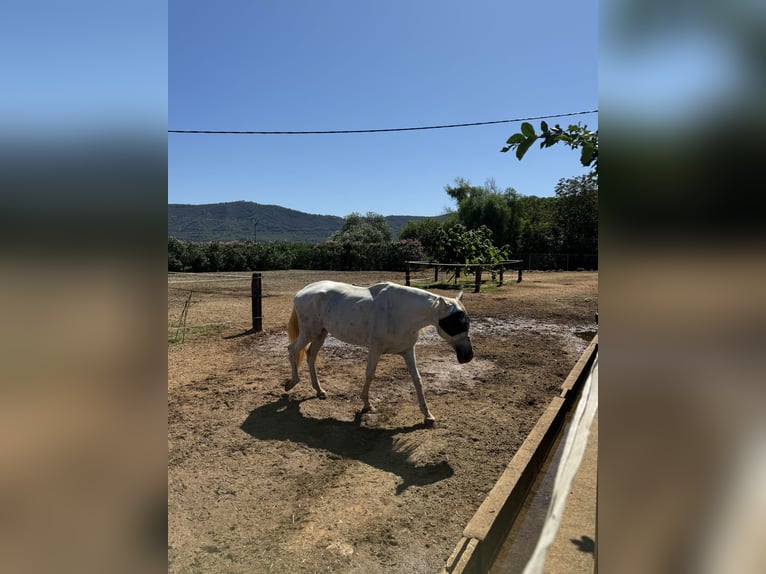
<box><xmin>361</xmin><ymin>405</ymin><xmax>375</xmax><ymax>414</ymax></box>
<box><xmin>316</xmin><ymin>390</ymin><xmax>327</xmax><ymax>399</ymax></box>
<box><xmin>424</xmin><ymin>417</ymin><xmax>435</xmax><ymax>428</ymax></box>
<box><xmin>285</xmin><ymin>379</ymin><xmax>299</xmax><ymax>391</ymax></box>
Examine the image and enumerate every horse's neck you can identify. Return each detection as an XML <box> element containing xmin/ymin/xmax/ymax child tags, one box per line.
<box><xmin>400</xmin><ymin>290</ymin><xmax>442</xmax><ymax>329</ymax></box>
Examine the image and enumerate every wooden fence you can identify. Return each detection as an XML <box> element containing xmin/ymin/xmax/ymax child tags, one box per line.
<box><xmin>405</xmin><ymin>260</ymin><xmax>523</xmax><ymax>293</ymax></box>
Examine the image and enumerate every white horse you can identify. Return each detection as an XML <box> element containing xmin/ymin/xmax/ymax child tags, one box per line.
<box><xmin>286</xmin><ymin>280</ymin><xmax>473</xmax><ymax>426</ymax></box>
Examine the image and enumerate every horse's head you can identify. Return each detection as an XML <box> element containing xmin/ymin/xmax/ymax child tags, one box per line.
<box><xmin>436</xmin><ymin>291</ymin><xmax>474</xmax><ymax>364</ymax></box>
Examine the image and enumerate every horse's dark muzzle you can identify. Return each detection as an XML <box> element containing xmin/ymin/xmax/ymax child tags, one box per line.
<box><xmin>456</xmin><ymin>340</ymin><xmax>474</xmax><ymax>364</ymax></box>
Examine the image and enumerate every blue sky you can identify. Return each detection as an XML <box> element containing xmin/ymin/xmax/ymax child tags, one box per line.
<box><xmin>169</xmin><ymin>1</ymin><xmax>597</xmax><ymax>217</ymax></box>
<box><xmin>2</xmin><ymin>1</ymin><xmax>166</xmax><ymax>135</ymax></box>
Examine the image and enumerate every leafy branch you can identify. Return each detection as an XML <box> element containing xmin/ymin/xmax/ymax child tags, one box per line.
<box><xmin>501</xmin><ymin>121</ymin><xmax>598</xmax><ymax>173</ymax></box>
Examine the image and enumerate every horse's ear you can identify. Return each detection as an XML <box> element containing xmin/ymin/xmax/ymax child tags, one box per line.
<box><xmin>456</xmin><ymin>291</ymin><xmax>464</xmax><ymax>301</ymax></box>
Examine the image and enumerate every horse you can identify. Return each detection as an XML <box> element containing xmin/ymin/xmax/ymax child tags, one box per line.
<box><xmin>286</xmin><ymin>280</ymin><xmax>473</xmax><ymax>426</ymax></box>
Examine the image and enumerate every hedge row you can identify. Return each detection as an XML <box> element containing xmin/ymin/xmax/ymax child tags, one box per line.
<box><xmin>168</xmin><ymin>238</ymin><xmax>428</xmax><ymax>272</ymax></box>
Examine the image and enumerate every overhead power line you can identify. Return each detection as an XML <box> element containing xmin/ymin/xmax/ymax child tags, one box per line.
<box><xmin>168</xmin><ymin>109</ymin><xmax>597</xmax><ymax>135</ymax></box>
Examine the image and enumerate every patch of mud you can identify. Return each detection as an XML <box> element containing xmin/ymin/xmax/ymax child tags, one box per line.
<box><xmin>244</xmin><ymin>318</ymin><xmax>595</xmax><ymax>402</ymax></box>
<box><xmin>257</xmin><ymin>318</ymin><xmax>595</xmax><ymax>354</ymax></box>
<box><xmin>416</xmin><ymin>357</ymin><xmax>495</xmax><ymax>394</ymax></box>
<box><xmin>466</xmin><ymin>317</ymin><xmax>596</xmax><ymax>347</ymax></box>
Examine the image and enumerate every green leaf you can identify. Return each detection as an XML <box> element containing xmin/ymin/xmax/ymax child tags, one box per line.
<box><xmin>580</xmin><ymin>145</ymin><xmax>594</xmax><ymax>167</ymax></box>
<box><xmin>505</xmin><ymin>133</ymin><xmax>526</xmax><ymax>145</ymax></box>
<box><xmin>540</xmin><ymin>120</ymin><xmax>549</xmax><ymax>133</ymax></box>
<box><xmin>520</xmin><ymin>122</ymin><xmax>536</xmax><ymax>138</ymax></box>
<box><xmin>515</xmin><ymin>136</ymin><xmax>535</xmax><ymax>160</ymax></box>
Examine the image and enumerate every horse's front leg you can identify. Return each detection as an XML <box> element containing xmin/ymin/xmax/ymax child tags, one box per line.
<box><xmin>401</xmin><ymin>347</ymin><xmax>435</xmax><ymax>427</ymax></box>
<box><xmin>361</xmin><ymin>348</ymin><xmax>381</xmax><ymax>413</ymax></box>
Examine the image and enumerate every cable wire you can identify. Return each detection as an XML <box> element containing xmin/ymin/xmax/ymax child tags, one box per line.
<box><xmin>168</xmin><ymin>109</ymin><xmax>597</xmax><ymax>135</ymax></box>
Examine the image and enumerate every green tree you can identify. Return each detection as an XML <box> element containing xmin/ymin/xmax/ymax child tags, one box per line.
<box><xmin>221</xmin><ymin>243</ymin><xmax>248</xmax><ymax>271</ymax></box>
<box><xmin>554</xmin><ymin>175</ymin><xmax>598</xmax><ymax>254</ymax></box>
<box><xmin>185</xmin><ymin>243</ymin><xmax>209</xmax><ymax>272</ymax></box>
<box><xmin>444</xmin><ymin>177</ymin><xmax>478</xmax><ymax>204</ymax></box>
<box><xmin>329</xmin><ymin>212</ymin><xmax>393</xmax><ymax>243</ymax></box>
<box><xmin>517</xmin><ymin>195</ymin><xmax>560</xmax><ymax>254</ymax></box>
<box><xmin>204</xmin><ymin>242</ymin><xmax>225</xmax><ymax>272</ymax></box>
<box><xmin>444</xmin><ymin>178</ymin><xmax>523</xmax><ymax>251</ymax></box>
<box><xmin>399</xmin><ymin>218</ymin><xmax>444</xmax><ymax>259</ymax></box>
<box><xmin>168</xmin><ymin>237</ymin><xmax>186</xmax><ymax>271</ymax></box>
<box><xmin>433</xmin><ymin>223</ymin><xmax>509</xmax><ymax>267</ymax></box>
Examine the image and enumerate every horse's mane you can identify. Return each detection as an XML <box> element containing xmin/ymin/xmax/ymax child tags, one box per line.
<box><xmin>367</xmin><ymin>281</ymin><xmax>437</xmax><ymax>299</ymax></box>
<box><xmin>367</xmin><ymin>281</ymin><xmax>398</xmax><ymax>297</ymax></box>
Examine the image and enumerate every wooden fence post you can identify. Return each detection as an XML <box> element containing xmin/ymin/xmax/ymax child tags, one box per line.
<box><xmin>474</xmin><ymin>266</ymin><xmax>482</xmax><ymax>293</ymax></box>
<box><xmin>405</xmin><ymin>262</ymin><xmax>411</xmax><ymax>286</ymax></box>
<box><xmin>251</xmin><ymin>273</ymin><xmax>263</xmax><ymax>332</ymax></box>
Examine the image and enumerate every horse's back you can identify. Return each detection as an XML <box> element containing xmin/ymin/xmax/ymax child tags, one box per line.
<box><xmin>292</xmin><ymin>280</ymin><xmax>376</xmax><ymax>344</ymax></box>
<box><xmin>366</xmin><ymin>281</ymin><xmax>403</xmax><ymax>298</ymax></box>
<box><xmin>295</xmin><ymin>280</ymin><xmax>370</xmax><ymax>304</ymax></box>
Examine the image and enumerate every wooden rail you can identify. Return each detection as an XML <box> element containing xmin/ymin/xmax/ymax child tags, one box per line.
<box><xmin>405</xmin><ymin>260</ymin><xmax>523</xmax><ymax>293</ymax></box>
<box><xmin>442</xmin><ymin>337</ymin><xmax>599</xmax><ymax>574</ymax></box>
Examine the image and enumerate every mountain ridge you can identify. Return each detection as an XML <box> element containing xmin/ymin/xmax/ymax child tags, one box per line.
<box><xmin>168</xmin><ymin>200</ymin><xmax>446</xmax><ymax>243</ymax></box>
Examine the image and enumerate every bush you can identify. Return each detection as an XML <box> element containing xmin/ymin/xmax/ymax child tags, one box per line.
<box><xmin>167</xmin><ymin>239</ymin><xmax>427</xmax><ymax>272</ymax></box>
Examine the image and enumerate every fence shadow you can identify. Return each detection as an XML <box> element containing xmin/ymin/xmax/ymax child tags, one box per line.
<box><xmin>240</xmin><ymin>396</ymin><xmax>453</xmax><ymax>494</ymax></box>
<box><xmin>223</xmin><ymin>328</ymin><xmax>258</xmax><ymax>339</ymax></box>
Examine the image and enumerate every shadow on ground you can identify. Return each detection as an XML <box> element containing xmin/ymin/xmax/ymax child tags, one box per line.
<box><xmin>240</xmin><ymin>396</ymin><xmax>453</xmax><ymax>494</ymax></box>
<box><xmin>222</xmin><ymin>328</ymin><xmax>258</xmax><ymax>339</ymax></box>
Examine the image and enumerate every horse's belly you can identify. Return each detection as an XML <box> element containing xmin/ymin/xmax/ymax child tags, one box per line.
<box><xmin>333</xmin><ymin>329</ymin><xmax>415</xmax><ymax>355</ymax></box>
<box><xmin>323</xmin><ymin>318</ymin><xmax>370</xmax><ymax>347</ymax></box>
<box><xmin>377</xmin><ymin>341</ymin><xmax>416</xmax><ymax>354</ymax></box>
<box><xmin>323</xmin><ymin>318</ymin><xmax>413</xmax><ymax>353</ymax></box>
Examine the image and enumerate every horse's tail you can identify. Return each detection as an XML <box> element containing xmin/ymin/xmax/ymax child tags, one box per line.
<box><xmin>287</xmin><ymin>307</ymin><xmax>306</xmax><ymax>368</ymax></box>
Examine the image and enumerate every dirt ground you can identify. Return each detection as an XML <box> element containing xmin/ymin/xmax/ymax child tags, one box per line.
<box><xmin>168</xmin><ymin>270</ymin><xmax>598</xmax><ymax>574</ymax></box>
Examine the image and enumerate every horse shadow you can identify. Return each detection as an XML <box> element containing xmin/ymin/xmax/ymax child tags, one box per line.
<box><xmin>240</xmin><ymin>396</ymin><xmax>454</xmax><ymax>494</ymax></box>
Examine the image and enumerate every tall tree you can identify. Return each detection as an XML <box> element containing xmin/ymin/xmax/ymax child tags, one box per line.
<box><xmin>399</xmin><ymin>218</ymin><xmax>444</xmax><ymax>258</ymax></box>
<box><xmin>445</xmin><ymin>178</ymin><xmax>522</xmax><ymax>252</ymax></box>
<box><xmin>554</xmin><ymin>175</ymin><xmax>598</xmax><ymax>254</ymax></box>
<box><xmin>517</xmin><ymin>195</ymin><xmax>560</xmax><ymax>254</ymax></box>
<box><xmin>330</xmin><ymin>212</ymin><xmax>393</xmax><ymax>243</ymax></box>
<box><xmin>443</xmin><ymin>177</ymin><xmax>477</xmax><ymax>204</ymax></box>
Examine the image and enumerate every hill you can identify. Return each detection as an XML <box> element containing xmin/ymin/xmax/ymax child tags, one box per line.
<box><xmin>168</xmin><ymin>201</ymin><xmax>446</xmax><ymax>243</ymax></box>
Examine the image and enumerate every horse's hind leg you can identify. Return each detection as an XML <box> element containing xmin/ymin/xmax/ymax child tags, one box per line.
<box><xmin>401</xmin><ymin>347</ymin><xmax>435</xmax><ymax>426</ymax></box>
<box><xmin>286</xmin><ymin>332</ymin><xmax>310</xmax><ymax>391</ymax></box>
<box><xmin>361</xmin><ymin>349</ymin><xmax>381</xmax><ymax>413</ymax></box>
<box><xmin>306</xmin><ymin>329</ymin><xmax>328</xmax><ymax>399</ymax></box>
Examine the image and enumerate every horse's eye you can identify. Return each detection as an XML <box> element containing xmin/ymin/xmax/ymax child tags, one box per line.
<box><xmin>439</xmin><ymin>311</ymin><xmax>469</xmax><ymax>337</ymax></box>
